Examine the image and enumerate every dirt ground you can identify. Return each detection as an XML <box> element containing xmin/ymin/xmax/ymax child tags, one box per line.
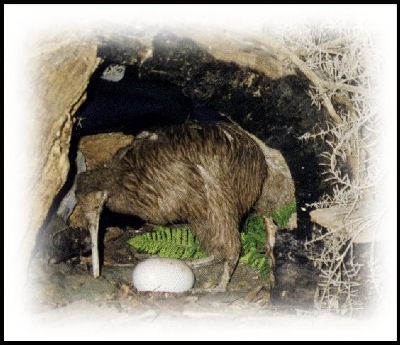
<box><xmin>19</xmin><ymin>256</ymin><xmax>381</xmax><ymax>341</ymax></box>
<box><xmin>18</xmin><ymin>220</ymin><xmax>387</xmax><ymax>341</ymax></box>
<box><xmin>27</xmin><ymin>221</ymin><xmax>280</xmax><ymax>316</ymax></box>
<box><xmin>27</xmin><ymin>258</ymin><xmax>275</xmax><ymax>313</ymax></box>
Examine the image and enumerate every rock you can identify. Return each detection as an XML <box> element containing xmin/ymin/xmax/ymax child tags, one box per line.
<box><xmin>249</xmin><ymin>134</ymin><xmax>297</xmax><ymax>226</ymax></box>
<box><xmin>271</xmin><ymin>230</ymin><xmax>319</xmax><ymax>309</ymax></box>
<box><xmin>97</xmin><ymin>26</ymin><xmax>295</xmax><ymax>80</ymax></box>
<box><xmin>34</xmin><ymin>213</ymin><xmax>91</xmax><ymax>264</ymax></box>
<box><xmin>56</xmin><ymin>151</ymin><xmax>87</xmax><ymax>222</ymax></box>
<box><xmin>310</xmin><ymin>204</ymin><xmax>381</xmax><ymax>243</ymax></box>
<box><xmin>23</xmin><ymin>40</ymin><xmax>100</xmax><ymax>270</ymax></box>
<box><xmin>104</xmin><ymin>227</ymin><xmax>124</xmax><ymax>242</ymax></box>
<box><xmin>78</xmin><ymin>132</ymin><xmax>134</xmax><ymax>170</ymax></box>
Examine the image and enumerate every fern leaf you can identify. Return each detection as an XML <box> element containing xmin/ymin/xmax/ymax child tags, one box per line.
<box><xmin>128</xmin><ymin>213</ymin><xmax>275</xmax><ymax>281</ymax></box>
<box><xmin>271</xmin><ymin>202</ymin><xmax>296</xmax><ymax>228</ymax></box>
<box><xmin>128</xmin><ymin>226</ymin><xmax>207</xmax><ymax>260</ymax></box>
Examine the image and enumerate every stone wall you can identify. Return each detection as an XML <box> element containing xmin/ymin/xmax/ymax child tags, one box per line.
<box><xmin>23</xmin><ymin>39</ymin><xmax>100</xmax><ymax>266</ymax></box>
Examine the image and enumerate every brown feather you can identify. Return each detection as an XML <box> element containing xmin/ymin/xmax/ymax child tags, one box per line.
<box><xmin>74</xmin><ymin>121</ymin><xmax>268</xmax><ymax>290</ymax></box>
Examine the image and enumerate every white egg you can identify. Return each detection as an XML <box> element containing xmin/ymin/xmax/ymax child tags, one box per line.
<box><xmin>132</xmin><ymin>258</ymin><xmax>195</xmax><ymax>293</ymax></box>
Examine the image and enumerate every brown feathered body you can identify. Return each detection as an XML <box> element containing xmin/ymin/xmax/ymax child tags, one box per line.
<box><xmin>74</xmin><ymin>121</ymin><xmax>268</xmax><ymax>289</ymax></box>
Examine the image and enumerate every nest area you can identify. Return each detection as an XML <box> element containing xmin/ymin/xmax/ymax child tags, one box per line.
<box><xmin>30</xmin><ymin>30</ymin><xmax>332</xmax><ymax>314</ymax></box>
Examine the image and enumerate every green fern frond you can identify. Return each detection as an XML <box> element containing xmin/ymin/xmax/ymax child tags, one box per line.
<box><xmin>239</xmin><ymin>247</ymin><xmax>270</xmax><ymax>279</ymax></box>
<box><xmin>127</xmin><ymin>225</ymin><xmax>207</xmax><ymax>260</ymax></box>
<box><xmin>127</xmin><ymin>213</ymin><xmax>278</xmax><ymax>280</ymax></box>
<box><xmin>240</xmin><ymin>214</ymin><xmax>270</xmax><ymax>280</ymax></box>
<box><xmin>271</xmin><ymin>202</ymin><xmax>296</xmax><ymax>228</ymax></box>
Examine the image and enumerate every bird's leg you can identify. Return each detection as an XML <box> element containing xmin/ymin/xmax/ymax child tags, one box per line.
<box><xmin>189</xmin><ymin>210</ymin><xmax>241</xmax><ymax>293</ymax></box>
<box><xmin>190</xmin><ymin>255</ymin><xmax>239</xmax><ymax>294</ymax></box>
<box><xmin>84</xmin><ymin>191</ymin><xmax>108</xmax><ymax>278</ymax></box>
<box><xmin>215</xmin><ymin>255</ymin><xmax>240</xmax><ymax>292</ymax></box>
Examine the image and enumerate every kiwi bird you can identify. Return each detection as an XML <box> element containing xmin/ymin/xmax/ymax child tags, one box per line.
<box><xmin>71</xmin><ymin>121</ymin><xmax>280</xmax><ymax>291</ymax></box>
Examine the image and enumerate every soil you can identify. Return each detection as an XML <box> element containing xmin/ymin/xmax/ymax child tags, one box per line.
<box><xmin>21</xmin><ymin>223</ymin><xmax>385</xmax><ymax>341</ymax></box>
<box><xmin>31</xmin><ymin>223</ymin><xmax>267</xmax><ymax>312</ymax></box>
<box><xmin>29</xmin><ymin>214</ymin><xmax>318</xmax><ymax>318</ymax></box>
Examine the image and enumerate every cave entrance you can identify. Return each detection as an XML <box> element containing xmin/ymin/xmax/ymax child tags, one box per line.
<box><xmin>32</xmin><ymin>31</ymin><xmax>328</xmax><ymax>312</ymax></box>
